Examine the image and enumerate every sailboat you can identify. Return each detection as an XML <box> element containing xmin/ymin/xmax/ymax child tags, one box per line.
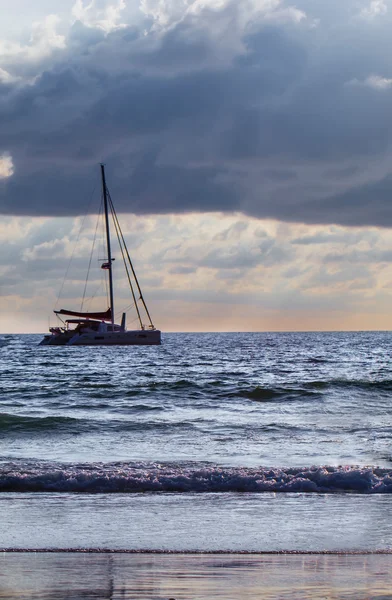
<box><xmin>40</xmin><ymin>165</ymin><xmax>161</xmax><ymax>346</ymax></box>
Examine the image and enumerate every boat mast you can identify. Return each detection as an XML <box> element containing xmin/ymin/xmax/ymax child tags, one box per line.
<box><xmin>101</xmin><ymin>164</ymin><xmax>115</xmax><ymax>330</ymax></box>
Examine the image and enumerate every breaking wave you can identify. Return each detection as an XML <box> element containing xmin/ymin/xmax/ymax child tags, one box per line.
<box><xmin>1</xmin><ymin>463</ymin><xmax>391</xmax><ymax>494</ymax></box>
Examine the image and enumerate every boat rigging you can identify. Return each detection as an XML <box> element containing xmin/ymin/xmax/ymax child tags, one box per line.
<box><xmin>40</xmin><ymin>164</ymin><xmax>161</xmax><ymax>346</ymax></box>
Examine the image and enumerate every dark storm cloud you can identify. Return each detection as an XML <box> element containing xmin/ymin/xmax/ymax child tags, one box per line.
<box><xmin>1</xmin><ymin>0</ymin><xmax>392</xmax><ymax>226</ymax></box>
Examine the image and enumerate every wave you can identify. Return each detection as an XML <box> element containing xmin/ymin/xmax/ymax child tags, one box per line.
<box><xmin>132</xmin><ymin>378</ymin><xmax>392</xmax><ymax>400</ymax></box>
<box><xmin>144</xmin><ymin>379</ymin><xmax>197</xmax><ymax>390</ymax></box>
<box><xmin>305</xmin><ymin>379</ymin><xmax>392</xmax><ymax>391</ymax></box>
<box><xmin>236</xmin><ymin>386</ymin><xmax>317</xmax><ymax>402</ymax></box>
<box><xmin>307</xmin><ymin>357</ymin><xmax>330</xmax><ymax>364</ymax></box>
<box><xmin>0</xmin><ymin>463</ymin><xmax>391</xmax><ymax>494</ymax></box>
<box><xmin>3</xmin><ymin>377</ymin><xmax>391</xmax><ymax>407</ymax></box>
<box><xmin>235</xmin><ymin>379</ymin><xmax>392</xmax><ymax>399</ymax></box>
<box><xmin>0</xmin><ymin>413</ymin><xmax>86</xmax><ymax>433</ymax></box>
<box><xmin>0</xmin><ymin>413</ymin><xmax>196</xmax><ymax>434</ymax></box>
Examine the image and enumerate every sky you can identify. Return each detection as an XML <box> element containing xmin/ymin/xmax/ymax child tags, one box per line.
<box><xmin>1</xmin><ymin>0</ymin><xmax>392</xmax><ymax>333</ymax></box>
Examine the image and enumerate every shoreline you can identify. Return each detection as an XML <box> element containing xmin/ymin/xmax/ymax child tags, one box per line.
<box><xmin>1</xmin><ymin>552</ymin><xmax>391</xmax><ymax>599</ymax></box>
<box><xmin>1</xmin><ymin>548</ymin><xmax>392</xmax><ymax>554</ymax></box>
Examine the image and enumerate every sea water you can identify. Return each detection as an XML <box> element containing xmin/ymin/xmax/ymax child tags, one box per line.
<box><xmin>0</xmin><ymin>331</ymin><xmax>392</xmax><ymax>551</ymax></box>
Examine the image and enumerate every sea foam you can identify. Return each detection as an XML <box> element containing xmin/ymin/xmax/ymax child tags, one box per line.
<box><xmin>0</xmin><ymin>463</ymin><xmax>391</xmax><ymax>494</ymax></box>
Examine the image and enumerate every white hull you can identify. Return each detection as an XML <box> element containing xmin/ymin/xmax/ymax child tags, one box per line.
<box><xmin>41</xmin><ymin>329</ymin><xmax>161</xmax><ymax>346</ymax></box>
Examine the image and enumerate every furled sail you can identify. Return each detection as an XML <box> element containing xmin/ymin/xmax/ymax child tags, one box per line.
<box><xmin>54</xmin><ymin>308</ymin><xmax>112</xmax><ymax>321</ymax></box>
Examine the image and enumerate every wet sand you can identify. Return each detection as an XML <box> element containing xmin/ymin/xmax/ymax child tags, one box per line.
<box><xmin>1</xmin><ymin>552</ymin><xmax>392</xmax><ymax>599</ymax></box>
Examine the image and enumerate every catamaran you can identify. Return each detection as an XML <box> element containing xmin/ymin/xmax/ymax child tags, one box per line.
<box><xmin>40</xmin><ymin>165</ymin><xmax>161</xmax><ymax>346</ymax></box>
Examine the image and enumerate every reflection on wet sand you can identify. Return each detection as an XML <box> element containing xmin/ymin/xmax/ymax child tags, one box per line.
<box><xmin>0</xmin><ymin>553</ymin><xmax>392</xmax><ymax>599</ymax></box>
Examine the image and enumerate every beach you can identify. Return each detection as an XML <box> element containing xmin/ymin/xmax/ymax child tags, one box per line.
<box><xmin>1</xmin><ymin>552</ymin><xmax>392</xmax><ymax>599</ymax></box>
<box><xmin>1</xmin><ymin>491</ymin><xmax>392</xmax><ymax>598</ymax></box>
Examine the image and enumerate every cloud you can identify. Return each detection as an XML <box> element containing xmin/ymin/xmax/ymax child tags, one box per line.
<box><xmin>0</xmin><ymin>153</ymin><xmax>14</xmax><ymax>179</ymax></box>
<box><xmin>304</xmin><ymin>264</ymin><xmax>375</xmax><ymax>289</ymax></box>
<box><xmin>291</xmin><ymin>228</ymin><xmax>378</xmax><ymax>245</ymax></box>
<box><xmin>360</xmin><ymin>0</ymin><xmax>388</xmax><ymax>18</ymax></box>
<box><xmin>169</xmin><ymin>265</ymin><xmax>198</xmax><ymax>274</ymax></box>
<box><xmin>0</xmin><ymin>68</ymin><xmax>20</xmax><ymax>84</ymax></box>
<box><xmin>0</xmin><ymin>14</ymin><xmax>65</xmax><ymax>67</ymax></box>
<box><xmin>347</xmin><ymin>74</ymin><xmax>392</xmax><ymax>90</ymax></box>
<box><xmin>72</xmin><ymin>0</ymin><xmax>127</xmax><ymax>33</ymax></box>
<box><xmin>324</xmin><ymin>248</ymin><xmax>392</xmax><ymax>264</ymax></box>
<box><xmin>1</xmin><ymin>0</ymin><xmax>392</xmax><ymax>227</ymax></box>
<box><xmin>21</xmin><ymin>238</ymin><xmax>69</xmax><ymax>261</ymax></box>
<box><xmin>2</xmin><ymin>211</ymin><xmax>392</xmax><ymax>332</ymax></box>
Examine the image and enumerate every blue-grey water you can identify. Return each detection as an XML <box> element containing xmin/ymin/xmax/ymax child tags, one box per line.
<box><xmin>1</xmin><ymin>331</ymin><xmax>392</xmax><ymax>551</ymax></box>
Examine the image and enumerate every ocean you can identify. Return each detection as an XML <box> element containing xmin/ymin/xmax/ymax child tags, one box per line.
<box><xmin>1</xmin><ymin>331</ymin><xmax>392</xmax><ymax>554</ymax></box>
